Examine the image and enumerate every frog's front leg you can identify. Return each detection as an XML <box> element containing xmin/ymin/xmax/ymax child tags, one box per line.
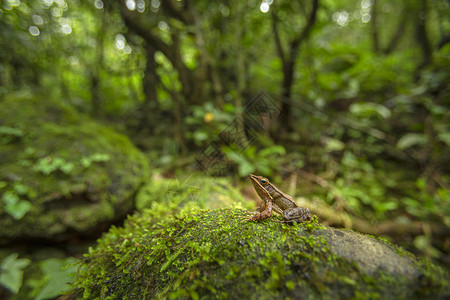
<box><xmin>273</xmin><ymin>207</ymin><xmax>311</xmax><ymax>223</ymax></box>
<box><xmin>242</xmin><ymin>201</ymin><xmax>266</xmax><ymax>217</ymax></box>
<box><xmin>242</xmin><ymin>200</ymin><xmax>273</xmax><ymax>222</ymax></box>
<box><xmin>255</xmin><ymin>201</ymin><xmax>268</xmax><ymax>212</ymax></box>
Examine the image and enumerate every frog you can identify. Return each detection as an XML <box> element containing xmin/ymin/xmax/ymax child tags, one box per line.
<box><xmin>242</xmin><ymin>174</ymin><xmax>311</xmax><ymax>223</ymax></box>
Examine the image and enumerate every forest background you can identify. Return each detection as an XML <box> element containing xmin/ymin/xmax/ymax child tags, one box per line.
<box><xmin>0</xmin><ymin>0</ymin><xmax>449</xmax><ymax>298</ymax></box>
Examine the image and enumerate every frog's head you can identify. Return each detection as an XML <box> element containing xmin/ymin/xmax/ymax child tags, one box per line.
<box><xmin>249</xmin><ymin>174</ymin><xmax>270</xmax><ymax>186</ymax></box>
<box><xmin>249</xmin><ymin>174</ymin><xmax>272</xmax><ymax>202</ymax></box>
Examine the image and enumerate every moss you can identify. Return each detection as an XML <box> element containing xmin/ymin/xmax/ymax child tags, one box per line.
<box><xmin>0</xmin><ymin>95</ymin><xmax>150</xmax><ymax>241</ymax></box>
<box><xmin>135</xmin><ymin>175</ymin><xmax>253</xmax><ymax>218</ymax></box>
<box><xmin>73</xmin><ymin>208</ymin><xmax>449</xmax><ymax>299</ymax></box>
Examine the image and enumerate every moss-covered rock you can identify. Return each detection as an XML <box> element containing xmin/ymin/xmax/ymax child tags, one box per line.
<box><xmin>74</xmin><ymin>208</ymin><xmax>449</xmax><ymax>299</ymax></box>
<box><xmin>135</xmin><ymin>175</ymin><xmax>253</xmax><ymax>217</ymax></box>
<box><xmin>0</xmin><ymin>95</ymin><xmax>150</xmax><ymax>242</ymax></box>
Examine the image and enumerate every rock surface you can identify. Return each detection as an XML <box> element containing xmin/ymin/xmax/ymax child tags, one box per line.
<box><xmin>320</xmin><ymin>227</ymin><xmax>417</xmax><ymax>277</ymax></box>
<box><xmin>74</xmin><ymin>208</ymin><xmax>449</xmax><ymax>299</ymax></box>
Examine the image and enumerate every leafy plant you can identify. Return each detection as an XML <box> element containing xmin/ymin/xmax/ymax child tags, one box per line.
<box><xmin>32</xmin><ymin>153</ymin><xmax>110</xmax><ymax>175</ymax></box>
<box><xmin>0</xmin><ymin>126</ymin><xmax>24</xmax><ymax>145</ymax></box>
<box><xmin>185</xmin><ymin>102</ymin><xmax>236</xmax><ymax>145</ymax></box>
<box><xmin>0</xmin><ymin>253</ymin><xmax>31</xmax><ymax>294</ymax></box>
<box><xmin>33</xmin><ymin>156</ymin><xmax>75</xmax><ymax>175</ymax></box>
<box><xmin>80</xmin><ymin>153</ymin><xmax>111</xmax><ymax>168</ymax></box>
<box><xmin>1</xmin><ymin>182</ymin><xmax>35</xmax><ymax>220</ymax></box>
<box><xmin>28</xmin><ymin>257</ymin><xmax>78</xmax><ymax>300</ymax></box>
<box><xmin>328</xmin><ymin>151</ymin><xmax>399</xmax><ymax>220</ymax></box>
<box><xmin>223</xmin><ymin>145</ymin><xmax>286</xmax><ymax>177</ymax></box>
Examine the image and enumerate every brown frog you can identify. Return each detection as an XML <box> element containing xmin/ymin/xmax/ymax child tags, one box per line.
<box><xmin>243</xmin><ymin>174</ymin><xmax>311</xmax><ymax>223</ymax></box>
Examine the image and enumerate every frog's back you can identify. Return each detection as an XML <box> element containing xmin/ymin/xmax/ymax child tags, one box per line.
<box><xmin>275</xmin><ymin>196</ymin><xmax>298</xmax><ymax>209</ymax></box>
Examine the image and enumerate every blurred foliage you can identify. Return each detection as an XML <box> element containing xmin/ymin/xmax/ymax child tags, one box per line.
<box><xmin>224</xmin><ymin>144</ymin><xmax>286</xmax><ymax>177</ymax></box>
<box><xmin>28</xmin><ymin>257</ymin><xmax>78</xmax><ymax>300</ymax></box>
<box><xmin>0</xmin><ymin>252</ymin><xmax>77</xmax><ymax>299</ymax></box>
<box><xmin>0</xmin><ymin>253</ymin><xmax>30</xmax><ymax>295</ymax></box>
<box><xmin>0</xmin><ymin>0</ymin><xmax>449</xmax><ymax>297</ymax></box>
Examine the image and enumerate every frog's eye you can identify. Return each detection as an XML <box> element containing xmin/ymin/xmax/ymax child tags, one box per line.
<box><xmin>260</xmin><ymin>178</ymin><xmax>267</xmax><ymax>184</ymax></box>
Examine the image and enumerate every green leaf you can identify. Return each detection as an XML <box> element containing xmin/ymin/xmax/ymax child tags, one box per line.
<box><xmin>414</xmin><ymin>235</ymin><xmax>428</xmax><ymax>250</ymax></box>
<box><xmin>415</xmin><ymin>178</ymin><xmax>426</xmax><ymax>191</ymax></box>
<box><xmin>325</xmin><ymin>138</ymin><xmax>345</xmax><ymax>152</ymax></box>
<box><xmin>225</xmin><ymin>151</ymin><xmax>247</xmax><ymax>165</ymax></box>
<box><xmin>349</xmin><ymin>103</ymin><xmax>391</xmax><ymax>119</ymax></box>
<box><xmin>259</xmin><ymin>145</ymin><xmax>286</xmax><ymax>157</ymax></box>
<box><xmin>81</xmin><ymin>157</ymin><xmax>91</xmax><ymax>168</ymax></box>
<box><xmin>5</xmin><ymin>199</ymin><xmax>32</xmax><ymax>220</ymax></box>
<box><xmin>0</xmin><ymin>181</ymin><xmax>7</xmax><ymax>189</ymax></box>
<box><xmin>0</xmin><ymin>253</ymin><xmax>31</xmax><ymax>294</ymax></box>
<box><xmin>397</xmin><ymin>133</ymin><xmax>426</xmax><ymax>150</ymax></box>
<box><xmin>256</xmin><ymin>163</ymin><xmax>271</xmax><ymax>177</ymax></box>
<box><xmin>60</xmin><ymin>162</ymin><xmax>75</xmax><ymax>174</ymax></box>
<box><xmin>13</xmin><ymin>182</ymin><xmax>28</xmax><ymax>195</ymax></box>
<box><xmin>238</xmin><ymin>161</ymin><xmax>255</xmax><ymax>177</ymax></box>
<box><xmin>0</xmin><ymin>126</ymin><xmax>24</xmax><ymax>137</ymax></box>
<box><xmin>33</xmin><ymin>157</ymin><xmax>58</xmax><ymax>175</ymax></box>
<box><xmin>34</xmin><ymin>257</ymin><xmax>78</xmax><ymax>300</ymax></box>
<box><xmin>3</xmin><ymin>190</ymin><xmax>19</xmax><ymax>205</ymax></box>
<box><xmin>193</xmin><ymin>131</ymin><xmax>208</xmax><ymax>142</ymax></box>
<box><xmin>437</xmin><ymin>132</ymin><xmax>450</xmax><ymax>147</ymax></box>
<box><xmin>53</xmin><ymin>157</ymin><xmax>65</xmax><ymax>167</ymax></box>
<box><xmin>286</xmin><ymin>280</ymin><xmax>295</xmax><ymax>290</ymax></box>
<box><xmin>90</xmin><ymin>153</ymin><xmax>110</xmax><ymax>162</ymax></box>
<box><xmin>223</xmin><ymin>103</ymin><xmax>235</xmax><ymax>113</ymax></box>
<box><xmin>379</xmin><ymin>201</ymin><xmax>398</xmax><ymax>211</ymax></box>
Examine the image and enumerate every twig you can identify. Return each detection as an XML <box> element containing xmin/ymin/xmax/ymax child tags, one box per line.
<box><xmin>298</xmin><ymin>169</ymin><xmax>347</xmax><ymax>212</ymax></box>
<box><xmin>296</xmin><ymin>197</ymin><xmax>447</xmax><ymax>238</ymax></box>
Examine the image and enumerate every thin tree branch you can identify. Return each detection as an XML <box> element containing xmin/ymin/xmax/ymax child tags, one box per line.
<box><xmin>116</xmin><ymin>3</ymin><xmax>171</xmax><ymax>58</ymax></box>
<box><xmin>161</xmin><ymin>0</ymin><xmax>194</xmax><ymax>24</ymax></box>
<box><xmin>371</xmin><ymin>0</ymin><xmax>380</xmax><ymax>53</ymax></box>
<box><xmin>271</xmin><ymin>10</ymin><xmax>286</xmax><ymax>66</ymax></box>
<box><xmin>295</xmin><ymin>196</ymin><xmax>448</xmax><ymax>238</ymax></box>
<box><xmin>383</xmin><ymin>13</ymin><xmax>407</xmax><ymax>54</ymax></box>
<box><xmin>290</xmin><ymin>0</ymin><xmax>319</xmax><ymax>52</ymax></box>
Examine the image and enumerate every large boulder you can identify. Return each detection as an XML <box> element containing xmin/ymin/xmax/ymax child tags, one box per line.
<box><xmin>73</xmin><ymin>208</ymin><xmax>449</xmax><ymax>299</ymax></box>
<box><xmin>0</xmin><ymin>96</ymin><xmax>150</xmax><ymax>242</ymax></box>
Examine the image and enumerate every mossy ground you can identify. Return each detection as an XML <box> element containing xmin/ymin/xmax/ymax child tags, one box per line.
<box><xmin>0</xmin><ymin>95</ymin><xmax>150</xmax><ymax>241</ymax></box>
<box><xmin>73</xmin><ymin>208</ymin><xmax>449</xmax><ymax>299</ymax></box>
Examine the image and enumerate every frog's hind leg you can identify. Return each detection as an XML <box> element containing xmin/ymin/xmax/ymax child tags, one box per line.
<box><xmin>273</xmin><ymin>207</ymin><xmax>312</xmax><ymax>223</ymax></box>
<box><xmin>272</xmin><ymin>218</ymin><xmax>299</xmax><ymax>223</ymax></box>
<box><xmin>272</xmin><ymin>205</ymin><xmax>283</xmax><ymax>215</ymax></box>
<box><xmin>269</xmin><ymin>204</ymin><xmax>286</xmax><ymax>222</ymax></box>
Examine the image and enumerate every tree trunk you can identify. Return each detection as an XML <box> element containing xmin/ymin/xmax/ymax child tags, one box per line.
<box><xmin>371</xmin><ymin>0</ymin><xmax>380</xmax><ymax>54</ymax></box>
<box><xmin>272</xmin><ymin>0</ymin><xmax>319</xmax><ymax>132</ymax></box>
<box><xmin>91</xmin><ymin>11</ymin><xmax>106</xmax><ymax>116</ymax></box>
<box><xmin>280</xmin><ymin>59</ymin><xmax>295</xmax><ymax>131</ymax></box>
<box><xmin>115</xmin><ymin>0</ymin><xmax>209</xmax><ymax>106</ymax></box>
<box><xmin>138</xmin><ymin>43</ymin><xmax>159</xmax><ymax>131</ymax></box>
<box><xmin>415</xmin><ymin>0</ymin><xmax>432</xmax><ymax>71</ymax></box>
